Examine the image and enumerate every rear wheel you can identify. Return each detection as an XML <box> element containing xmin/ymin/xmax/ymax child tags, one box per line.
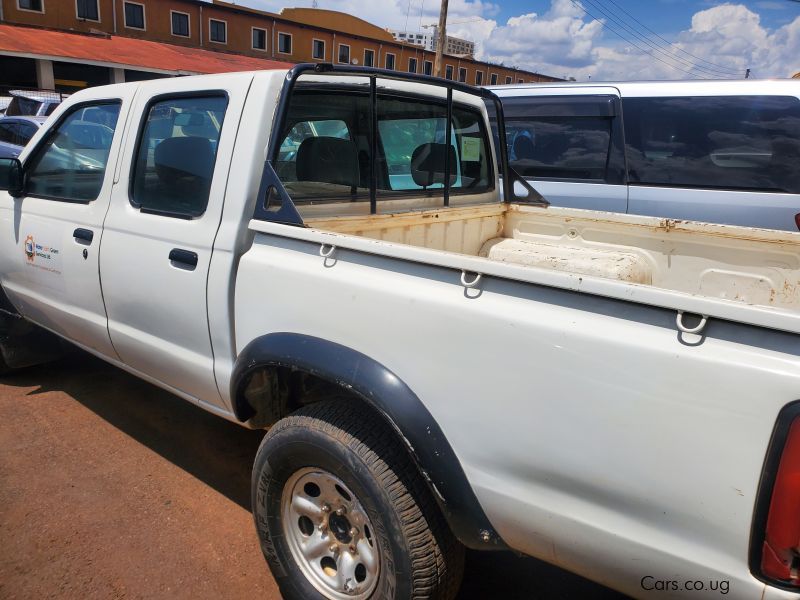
<box><xmin>251</xmin><ymin>399</ymin><xmax>464</xmax><ymax>600</ymax></box>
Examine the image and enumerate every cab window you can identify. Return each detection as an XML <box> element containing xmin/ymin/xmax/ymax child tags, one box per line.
<box><xmin>130</xmin><ymin>95</ymin><xmax>228</xmax><ymax>218</ymax></box>
<box><xmin>25</xmin><ymin>101</ymin><xmax>121</xmax><ymax>202</ymax></box>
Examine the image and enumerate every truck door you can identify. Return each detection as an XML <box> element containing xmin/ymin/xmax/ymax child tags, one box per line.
<box><xmin>0</xmin><ymin>87</ymin><xmax>134</xmax><ymax>358</ymax></box>
<box><xmin>499</xmin><ymin>87</ymin><xmax>627</xmax><ymax>213</ymax></box>
<box><xmin>100</xmin><ymin>74</ymin><xmax>251</xmax><ymax>407</ymax></box>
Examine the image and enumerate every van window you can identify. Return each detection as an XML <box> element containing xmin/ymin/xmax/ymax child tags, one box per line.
<box><xmin>623</xmin><ymin>96</ymin><xmax>800</xmax><ymax>194</ymax></box>
<box><xmin>275</xmin><ymin>89</ymin><xmax>492</xmax><ymax>203</ymax></box>
<box><xmin>25</xmin><ymin>101</ymin><xmax>121</xmax><ymax>202</ymax></box>
<box><xmin>131</xmin><ymin>95</ymin><xmax>227</xmax><ymax>218</ymax></box>
<box><xmin>500</xmin><ymin>96</ymin><xmax>623</xmax><ymax>183</ymax></box>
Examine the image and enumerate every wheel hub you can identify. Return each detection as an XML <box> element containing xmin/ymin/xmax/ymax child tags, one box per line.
<box><xmin>281</xmin><ymin>467</ymin><xmax>380</xmax><ymax>599</ymax></box>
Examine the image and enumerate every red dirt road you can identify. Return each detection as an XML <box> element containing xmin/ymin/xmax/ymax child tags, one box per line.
<box><xmin>0</xmin><ymin>351</ymin><xmax>627</xmax><ymax>599</ymax></box>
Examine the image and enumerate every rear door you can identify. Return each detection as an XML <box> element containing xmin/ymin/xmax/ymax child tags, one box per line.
<box><xmin>0</xmin><ymin>86</ymin><xmax>134</xmax><ymax>358</ymax></box>
<box><xmin>100</xmin><ymin>74</ymin><xmax>251</xmax><ymax>406</ymax></box>
<box><xmin>498</xmin><ymin>87</ymin><xmax>627</xmax><ymax>212</ymax></box>
<box><xmin>623</xmin><ymin>94</ymin><xmax>800</xmax><ymax>231</ymax></box>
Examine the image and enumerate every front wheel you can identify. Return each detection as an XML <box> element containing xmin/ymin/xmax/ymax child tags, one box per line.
<box><xmin>251</xmin><ymin>399</ymin><xmax>464</xmax><ymax>600</ymax></box>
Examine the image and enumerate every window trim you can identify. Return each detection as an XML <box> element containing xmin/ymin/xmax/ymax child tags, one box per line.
<box><xmin>23</xmin><ymin>99</ymin><xmax>123</xmax><ymax>205</ymax></box>
<box><xmin>385</xmin><ymin>52</ymin><xmax>396</xmax><ymax>70</ymax></box>
<box><xmin>337</xmin><ymin>43</ymin><xmax>351</xmax><ymax>65</ymax></box>
<box><xmin>277</xmin><ymin>32</ymin><xmax>292</xmax><ymax>55</ymax></box>
<box><xmin>423</xmin><ymin>60</ymin><xmax>433</xmax><ymax>76</ymax></box>
<box><xmin>505</xmin><ymin>76</ymin><xmax>512</xmax><ymax>84</ymax></box>
<box><xmin>445</xmin><ymin>65</ymin><xmax>454</xmax><ymax>80</ymax></box>
<box><xmin>16</xmin><ymin>0</ymin><xmax>44</xmax><ymax>14</ymax></box>
<box><xmin>458</xmin><ymin>67</ymin><xmax>467</xmax><ymax>83</ymax></box>
<box><xmin>128</xmin><ymin>91</ymin><xmax>229</xmax><ymax>220</ymax></box>
<box><xmin>123</xmin><ymin>1</ymin><xmax>145</xmax><ymax>31</ymax></box>
<box><xmin>408</xmin><ymin>57</ymin><xmax>418</xmax><ymax>74</ymax></box>
<box><xmin>363</xmin><ymin>48</ymin><xmax>375</xmax><ymax>67</ymax></box>
<box><xmin>170</xmin><ymin>10</ymin><xmax>191</xmax><ymax>38</ymax></box>
<box><xmin>475</xmin><ymin>71</ymin><xmax>484</xmax><ymax>86</ymax></box>
<box><xmin>311</xmin><ymin>38</ymin><xmax>326</xmax><ymax>60</ymax></box>
<box><xmin>75</xmin><ymin>0</ymin><xmax>100</xmax><ymax>23</ymax></box>
<box><xmin>209</xmin><ymin>18</ymin><xmax>227</xmax><ymax>45</ymax></box>
<box><xmin>251</xmin><ymin>26</ymin><xmax>267</xmax><ymax>51</ymax></box>
<box><xmin>490</xmin><ymin>73</ymin><xmax>498</xmax><ymax>85</ymax></box>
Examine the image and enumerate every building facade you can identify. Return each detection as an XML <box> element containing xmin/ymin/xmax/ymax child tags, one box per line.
<box><xmin>0</xmin><ymin>0</ymin><xmax>559</xmax><ymax>92</ymax></box>
<box><xmin>390</xmin><ymin>28</ymin><xmax>476</xmax><ymax>58</ymax></box>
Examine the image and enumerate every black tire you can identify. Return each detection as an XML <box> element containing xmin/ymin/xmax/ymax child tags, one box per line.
<box><xmin>252</xmin><ymin>398</ymin><xmax>465</xmax><ymax>600</ymax></box>
<box><xmin>0</xmin><ymin>352</ymin><xmax>12</xmax><ymax>376</ymax></box>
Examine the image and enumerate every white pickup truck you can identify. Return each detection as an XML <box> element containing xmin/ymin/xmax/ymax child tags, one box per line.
<box><xmin>0</xmin><ymin>65</ymin><xmax>798</xmax><ymax>600</ymax></box>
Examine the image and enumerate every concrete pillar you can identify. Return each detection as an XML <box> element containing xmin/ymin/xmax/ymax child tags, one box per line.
<box><xmin>112</xmin><ymin>68</ymin><xmax>126</xmax><ymax>84</ymax></box>
<box><xmin>35</xmin><ymin>59</ymin><xmax>54</xmax><ymax>90</ymax></box>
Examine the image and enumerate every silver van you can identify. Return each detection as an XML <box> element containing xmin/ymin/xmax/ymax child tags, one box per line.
<box><xmin>489</xmin><ymin>80</ymin><xmax>800</xmax><ymax>231</ymax></box>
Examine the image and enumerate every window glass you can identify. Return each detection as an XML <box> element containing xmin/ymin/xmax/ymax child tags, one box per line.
<box><xmin>19</xmin><ymin>0</ymin><xmax>42</xmax><ymax>10</ymax></box>
<box><xmin>0</xmin><ymin>123</ymin><xmax>16</xmax><ymax>144</ymax></box>
<box><xmin>506</xmin><ymin>116</ymin><xmax>612</xmax><ymax>180</ymax></box>
<box><xmin>364</xmin><ymin>49</ymin><xmax>374</xmax><ymax>67</ymax></box>
<box><xmin>458</xmin><ymin>68</ymin><xmax>467</xmax><ymax>83</ymax></box>
<box><xmin>338</xmin><ymin>45</ymin><xmax>350</xmax><ymax>64</ymax></box>
<box><xmin>275</xmin><ymin>90</ymin><xmax>491</xmax><ymax>203</ymax></box>
<box><xmin>17</xmin><ymin>123</ymin><xmax>38</xmax><ymax>145</ymax></box>
<box><xmin>278</xmin><ymin>33</ymin><xmax>292</xmax><ymax>54</ymax></box>
<box><xmin>210</xmin><ymin>20</ymin><xmax>226</xmax><ymax>43</ymax></box>
<box><xmin>26</xmin><ymin>102</ymin><xmax>121</xmax><ymax>202</ymax></box>
<box><xmin>131</xmin><ymin>95</ymin><xmax>227</xmax><ymax>217</ymax></box>
<box><xmin>44</xmin><ymin>102</ymin><xmax>59</xmax><ymax>116</ymax></box>
<box><xmin>312</xmin><ymin>39</ymin><xmax>325</xmax><ymax>59</ymax></box>
<box><xmin>385</xmin><ymin>54</ymin><xmax>396</xmax><ymax>70</ymax></box>
<box><xmin>172</xmin><ymin>12</ymin><xmax>189</xmax><ymax>37</ymax></box>
<box><xmin>124</xmin><ymin>2</ymin><xmax>144</xmax><ymax>29</ymax></box>
<box><xmin>475</xmin><ymin>71</ymin><xmax>484</xmax><ymax>85</ymax></box>
<box><xmin>252</xmin><ymin>28</ymin><xmax>266</xmax><ymax>49</ymax></box>
<box><xmin>445</xmin><ymin>65</ymin><xmax>453</xmax><ymax>80</ymax></box>
<box><xmin>623</xmin><ymin>96</ymin><xmax>800</xmax><ymax>194</ymax></box>
<box><xmin>77</xmin><ymin>0</ymin><xmax>99</xmax><ymax>20</ymax></box>
<box><xmin>490</xmin><ymin>73</ymin><xmax>498</xmax><ymax>85</ymax></box>
<box><xmin>6</xmin><ymin>96</ymin><xmax>41</xmax><ymax>116</ymax></box>
<box><xmin>408</xmin><ymin>58</ymin><xmax>417</xmax><ymax>73</ymax></box>
<box><xmin>424</xmin><ymin>61</ymin><xmax>433</xmax><ymax>76</ymax></box>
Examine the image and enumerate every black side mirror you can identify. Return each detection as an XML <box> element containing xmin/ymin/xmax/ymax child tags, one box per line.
<box><xmin>0</xmin><ymin>158</ymin><xmax>23</xmax><ymax>197</ymax></box>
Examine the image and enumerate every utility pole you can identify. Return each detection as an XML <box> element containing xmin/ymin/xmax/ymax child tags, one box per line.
<box><xmin>433</xmin><ymin>0</ymin><xmax>448</xmax><ymax>78</ymax></box>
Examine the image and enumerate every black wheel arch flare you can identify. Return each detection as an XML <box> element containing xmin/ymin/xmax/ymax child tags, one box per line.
<box><xmin>231</xmin><ymin>331</ymin><xmax>507</xmax><ymax>551</ymax></box>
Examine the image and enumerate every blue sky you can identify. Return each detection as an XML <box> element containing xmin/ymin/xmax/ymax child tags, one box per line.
<box><xmin>239</xmin><ymin>0</ymin><xmax>800</xmax><ymax>79</ymax></box>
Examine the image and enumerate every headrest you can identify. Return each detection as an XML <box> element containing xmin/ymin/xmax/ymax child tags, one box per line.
<box><xmin>154</xmin><ymin>136</ymin><xmax>214</xmax><ymax>182</ymax></box>
<box><xmin>513</xmin><ymin>135</ymin><xmax>535</xmax><ymax>160</ymax></box>
<box><xmin>411</xmin><ymin>143</ymin><xmax>457</xmax><ymax>188</ymax></box>
<box><xmin>296</xmin><ymin>136</ymin><xmax>359</xmax><ymax>188</ymax></box>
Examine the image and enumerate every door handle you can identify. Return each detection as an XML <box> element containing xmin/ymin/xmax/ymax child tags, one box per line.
<box><xmin>73</xmin><ymin>228</ymin><xmax>94</xmax><ymax>243</ymax></box>
<box><xmin>169</xmin><ymin>248</ymin><xmax>198</xmax><ymax>269</ymax></box>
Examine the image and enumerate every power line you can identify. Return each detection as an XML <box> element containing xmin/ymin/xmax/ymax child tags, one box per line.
<box><xmin>568</xmin><ymin>0</ymin><xmax>731</xmax><ymax>79</ymax></box>
<box><xmin>601</xmin><ymin>0</ymin><xmax>741</xmax><ymax>75</ymax></box>
<box><xmin>580</xmin><ymin>0</ymin><xmax>736</xmax><ymax>78</ymax></box>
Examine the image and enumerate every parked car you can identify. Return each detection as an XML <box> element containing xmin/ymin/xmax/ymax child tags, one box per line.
<box><xmin>0</xmin><ymin>66</ymin><xmax>798</xmax><ymax>600</ymax></box>
<box><xmin>489</xmin><ymin>80</ymin><xmax>800</xmax><ymax>231</ymax></box>
<box><xmin>4</xmin><ymin>91</ymin><xmax>63</xmax><ymax>118</ymax></box>
<box><xmin>0</xmin><ymin>96</ymin><xmax>13</xmax><ymax>116</ymax></box>
<box><xmin>0</xmin><ymin>116</ymin><xmax>45</xmax><ymax>159</ymax></box>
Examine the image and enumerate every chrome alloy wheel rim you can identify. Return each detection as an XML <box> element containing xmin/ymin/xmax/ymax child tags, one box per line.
<box><xmin>281</xmin><ymin>467</ymin><xmax>381</xmax><ymax>599</ymax></box>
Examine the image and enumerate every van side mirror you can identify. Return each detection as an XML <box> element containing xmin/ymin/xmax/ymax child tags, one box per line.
<box><xmin>0</xmin><ymin>158</ymin><xmax>24</xmax><ymax>197</ymax></box>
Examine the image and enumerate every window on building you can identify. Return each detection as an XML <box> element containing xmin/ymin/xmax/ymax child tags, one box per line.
<box><xmin>278</xmin><ymin>32</ymin><xmax>292</xmax><ymax>54</ymax></box>
<box><xmin>252</xmin><ymin>27</ymin><xmax>267</xmax><ymax>51</ymax></box>
<box><xmin>338</xmin><ymin>44</ymin><xmax>350</xmax><ymax>64</ymax></box>
<box><xmin>131</xmin><ymin>95</ymin><xmax>228</xmax><ymax>218</ymax></box>
<box><xmin>623</xmin><ymin>95</ymin><xmax>800</xmax><ymax>194</ymax></box>
<box><xmin>458</xmin><ymin>68</ymin><xmax>467</xmax><ymax>83</ymax></box>
<box><xmin>312</xmin><ymin>39</ymin><xmax>325</xmax><ymax>60</ymax></box>
<box><xmin>18</xmin><ymin>0</ymin><xmax>43</xmax><ymax>12</ymax></box>
<box><xmin>123</xmin><ymin>2</ymin><xmax>145</xmax><ymax>30</ymax></box>
<box><xmin>475</xmin><ymin>71</ymin><xmax>484</xmax><ymax>85</ymax></box>
<box><xmin>25</xmin><ymin>102</ymin><xmax>121</xmax><ymax>202</ymax></box>
<box><xmin>171</xmin><ymin>11</ymin><xmax>190</xmax><ymax>37</ymax></box>
<box><xmin>505</xmin><ymin>76</ymin><xmax>512</xmax><ymax>84</ymax></box>
<box><xmin>385</xmin><ymin>53</ymin><xmax>396</xmax><ymax>70</ymax></box>
<box><xmin>77</xmin><ymin>0</ymin><xmax>99</xmax><ymax>21</ymax></box>
<box><xmin>209</xmin><ymin>19</ymin><xmax>226</xmax><ymax>43</ymax></box>
<box><xmin>408</xmin><ymin>58</ymin><xmax>417</xmax><ymax>73</ymax></box>
<box><xmin>423</xmin><ymin>60</ymin><xmax>433</xmax><ymax>76</ymax></box>
<box><xmin>445</xmin><ymin>65</ymin><xmax>454</xmax><ymax>80</ymax></box>
<box><xmin>490</xmin><ymin>73</ymin><xmax>498</xmax><ymax>85</ymax></box>
<box><xmin>518</xmin><ymin>79</ymin><xmax>524</xmax><ymax>84</ymax></box>
<box><xmin>364</xmin><ymin>49</ymin><xmax>375</xmax><ymax>67</ymax></box>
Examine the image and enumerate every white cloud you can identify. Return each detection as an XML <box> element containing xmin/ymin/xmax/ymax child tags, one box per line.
<box><xmin>238</xmin><ymin>0</ymin><xmax>800</xmax><ymax>80</ymax></box>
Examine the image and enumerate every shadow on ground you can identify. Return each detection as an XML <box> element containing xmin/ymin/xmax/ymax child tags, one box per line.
<box><xmin>3</xmin><ymin>351</ymin><xmax>628</xmax><ymax>600</ymax></box>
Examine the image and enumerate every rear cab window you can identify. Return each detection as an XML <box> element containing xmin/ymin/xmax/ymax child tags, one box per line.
<box><xmin>273</xmin><ymin>82</ymin><xmax>493</xmax><ymax>212</ymax></box>
<box><xmin>622</xmin><ymin>95</ymin><xmax>800</xmax><ymax>194</ymax></box>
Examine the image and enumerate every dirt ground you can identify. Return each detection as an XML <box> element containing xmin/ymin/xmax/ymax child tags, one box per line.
<box><xmin>0</xmin><ymin>351</ymin><xmax>628</xmax><ymax>600</ymax></box>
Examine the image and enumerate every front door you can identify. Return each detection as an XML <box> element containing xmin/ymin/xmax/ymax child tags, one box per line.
<box><xmin>0</xmin><ymin>89</ymin><xmax>133</xmax><ymax>358</ymax></box>
<box><xmin>100</xmin><ymin>74</ymin><xmax>251</xmax><ymax>406</ymax></box>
